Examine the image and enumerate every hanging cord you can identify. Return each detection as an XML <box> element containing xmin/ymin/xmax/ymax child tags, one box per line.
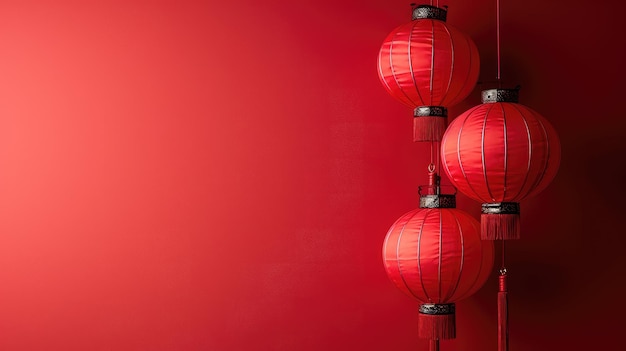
<box><xmin>429</xmin><ymin>141</ymin><xmax>435</xmax><ymax>172</ymax></box>
<box><xmin>427</xmin><ymin>163</ymin><xmax>438</xmax><ymax>193</ymax></box>
<box><xmin>436</xmin><ymin>140</ymin><xmax>442</xmax><ymax>191</ymax></box>
<box><xmin>498</xmin><ymin>239</ymin><xmax>509</xmax><ymax>351</ymax></box>
<box><xmin>495</xmin><ymin>4</ymin><xmax>508</xmax><ymax>349</ymax></box>
<box><xmin>427</xmin><ymin>138</ymin><xmax>442</xmax><ymax>193</ymax></box>
<box><xmin>496</xmin><ymin>0</ymin><xmax>502</xmax><ymax>87</ymax></box>
<box><xmin>498</xmin><ymin>268</ymin><xmax>509</xmax><ymax>351</ymax></box>
<box><xmin>430</xmin><ymin>339</ymin><xmax>440</xmax><ymax>351</ymax></box>
<box><xmin>425</xmin><ymin>140</ymin><xmax>443</xmax><ymax>196</ymax></box>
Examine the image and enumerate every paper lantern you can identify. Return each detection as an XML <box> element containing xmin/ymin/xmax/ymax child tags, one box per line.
<box><xmin>377</xmin><ymin>5</ymin><xmax>480</xmax><ymax>142</ymax></box>
<box><xmin>441</xmin><ymin>88</ymin><xmax>561</xmax><ymax>240</ymax></box>
<box><xmin>382</xmin><ymin>191</ymin><xmax>494</xmax><ymax>341</ymax></box>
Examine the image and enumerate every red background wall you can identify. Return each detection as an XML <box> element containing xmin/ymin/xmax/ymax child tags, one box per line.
<box><xmin>0</xmin><ymin>0</ymin><xmax>624</xmax><ymax>350</ymax></box>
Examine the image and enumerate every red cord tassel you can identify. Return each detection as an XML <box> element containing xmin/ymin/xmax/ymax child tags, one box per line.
<box><xmin>418</xmin><ymin>312</ymin><xmax>456</xmax><ymax>340</ymax></box>
<box><xmin>413</xmin><ymin>116</ymin><xmax>447</xmax><ymax>142</ymax></box>
<box><xmin>481</xmin><ymin>213</ymin><xmax>520</xmax><ymax>240</ymax></box>
<box><xmin>429</xmin><ymin>339</ymin><xmax>440</xmax><ymax>351</ymax></box>
<box><xmin>498</xmin><ymin>273</ymin><xmax>509</xmax><ymax>351</ymax></box>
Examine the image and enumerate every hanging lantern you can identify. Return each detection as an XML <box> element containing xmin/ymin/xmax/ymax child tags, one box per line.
<box><xmin>382</xmin><ymin>186</ymin><xmax>494</xmax><ymax>343</ymax></box>
<box><xmin>440</xmin><ymin>88</ymin><xmax>561</xmax><ymax>240</ymax></box>
<box><xmin>377</xmin><ymin>4</ymin><xmax>480</xmax><ymax>142</ymax></box>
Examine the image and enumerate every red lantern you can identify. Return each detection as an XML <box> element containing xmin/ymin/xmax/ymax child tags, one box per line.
<box><xmin>441</xmin><ymin>88</ymin><xmax>561</xmax><ymax>240</ymax></box>
<box><xmin>377</xmin><ymin>5</ymin><xmax>480</xmax><ymax>142</ymax></box>
<box><xmin>382</xmin><ymin>190</ymin><xmax>494</xmax><ymax>342</ymax></box>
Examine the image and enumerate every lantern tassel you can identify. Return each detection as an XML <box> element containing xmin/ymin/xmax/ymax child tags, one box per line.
<box><xmin>481</xmin><ymin>203</ymin><xmax>520</xmax><ymax>240</ymax></box>
<box><xmin>413</xmin><ymin>116</ymin><xmax>447</xmax><ymax>142</ymax></box>
<box><xmin>430</xmin><ymin>339</ymin><xmax>440</xmax><ymax>351</ymax></box>
<box><xmin>498</xmin><ymin>271</ymin><xmax>509</xmax><ymax>351</ymax></box>
<box><xmin>481</xmin><ymin>213</ymin><xmax>520</xmax><ymax>240</ymax></box>
<box><xmin>413</xmin><ymin>106</ymin><xmax>448</xmax><ymax>142</ymax></box>
<box><xmin>418</xmin><ymin>304</ymin><xmax>456</xmax><ymax>340</ymax></box>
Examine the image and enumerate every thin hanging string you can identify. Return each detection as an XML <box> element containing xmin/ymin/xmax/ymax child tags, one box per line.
<box><xmin>499</xmin><ymin>240</ymin><xmax>509</xmax><ymax>351</ymax></box>
<box><xmin>430</xmin><ymin>339</ymin><xmax>440</xmax><ymax>351</ymax></box>
<box><xmin>496</xmin><ymin>0</ymin><xmax>505</xmax><ymax>270</ymax></box>
<box><xmin>496</xmin><ymin>0</ymin><xmax>506</xmax><ymax>264</ymax></box>
<box><xmin>427</xmin><ymin>140</ymin><xmax>442</xmax><ymax>195</ymax></box>
<box><xmin>497</xmin><ymin>3</ymin><xmax>508</xmax><ymax>351</ymax></box>
<box><xmin>437</xmin><ymin>141</ymin><xmax>441</xmax><ymax>183</ymax></box>
<box><xmin>501</xmin><ymin>240</ymin><xmax>506</xmax><ymax>268</ymax></box>
<box><xmin>428</xmin><ymin>141</ymin><xmax>439</xmax><ymax>194</ymax></box>
<box><xmin>430</xmin><ymin>141</ymin><xmax>434</xmax><ymax>169</ymax></box>
<box><xmin>496</xmin><ymin>0</ymin><xmax>502</xmax><ymax>87</ymax></box>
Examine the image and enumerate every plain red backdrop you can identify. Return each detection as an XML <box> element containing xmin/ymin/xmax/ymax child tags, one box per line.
<box><xmin>0</xmin><ymin>0</ymin><xmax>624</xmax><ymax>350</ymax></box>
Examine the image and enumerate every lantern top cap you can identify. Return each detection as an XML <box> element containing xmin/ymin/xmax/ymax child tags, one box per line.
<box><xmin>481</xmin><ymin>88</ymin><xmax>520</xmax><ymax>103</ymax></box>
<box><xmin>419</xmin><ymin>194</ymin><xmax>456</xmax><ymax>208</ymax></box>
<box><xmin>412</xmin><ymin>4</ymin><xmax>447</xmax><ymax>21</ymax></box>
<box><xmin>418</xmin><ymin>184</ymin><xmax>457</xmax><ymax>209</ymax></box>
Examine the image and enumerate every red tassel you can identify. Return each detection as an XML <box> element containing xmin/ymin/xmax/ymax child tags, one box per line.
<box><xmin>498</xmin><ymin>274</ymin><xmax>509</xmax><ymax>351</ymax></box>
<box><xmin>413</xmin><ymin>116</ymin><xmax>447</xmax><ymax>142</ymax></box>
<box><xmin>418</xmin><ymin>312</ymin><xmax>456</xmax><ymax>340</ymax></box>
<box><xmin>430</xmin><ymin>339</ymin><xmax>440</xmax><ymax>351</ymax></box>
<box><xmin>481</xmin><ymin>213</ymin><xmax>520</xmax><ymax>240</ymax></box>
